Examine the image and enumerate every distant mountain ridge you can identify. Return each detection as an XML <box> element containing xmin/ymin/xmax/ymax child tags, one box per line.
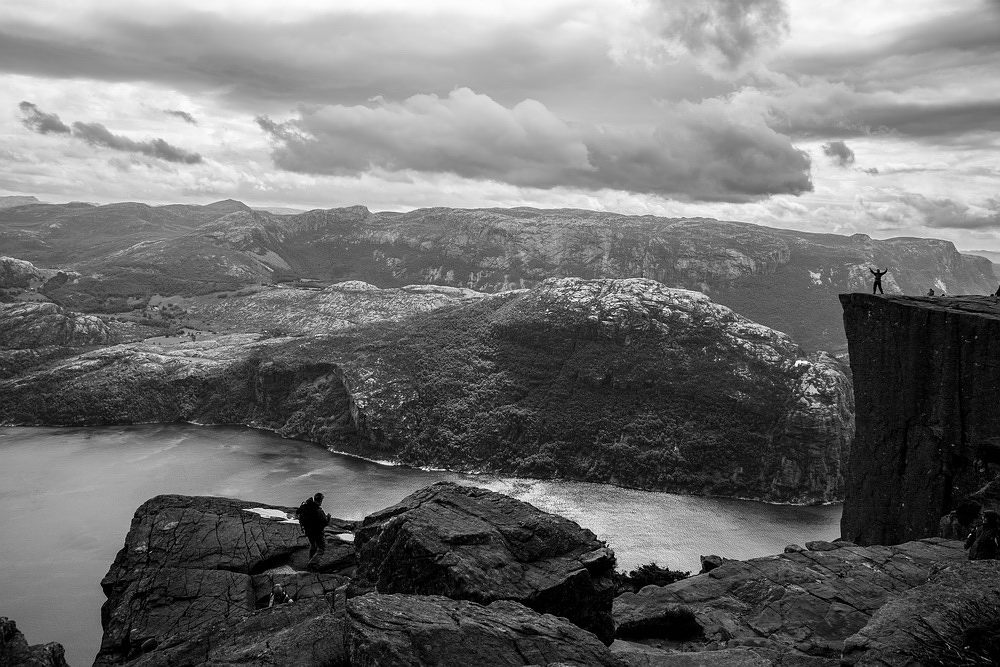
<box><xmin>1</xmin><ymin>199</ymin><xmax>994</xmax><ymax>352</ymax></box>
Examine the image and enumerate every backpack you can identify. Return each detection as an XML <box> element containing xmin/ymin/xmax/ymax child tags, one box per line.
<box><xmin>295</xmin><ymin>500</ymin><xmax>311</xmax><ymax>528</ymax></box>
<box><xmin>295</xmin><ymin>499</ymin><xmax>330</xmax><ymax>529</ymax></box>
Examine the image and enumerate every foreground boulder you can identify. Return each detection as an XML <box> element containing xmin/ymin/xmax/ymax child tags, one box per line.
<box><xmin>353</xmin><ymin>482</ymin><xmax>617</xmax><ymax>644</ymax></box>
<box><xmin>842</xmin><ymin>560</ymin><xmax>1000</xmax><ymax>666</ymax></box>
<box><xmin>346</xmin><ymin>594</ymin><xmax>620</xmax><ymax>666</ymax></box>
<box><xmin>0</xmin><ymin>618</ymin><xmax>68</xmax><ymax>667</ymax></box>
<box><xmin>95</xmin><ymin>495</ymin><xmax>354</xmax><ymax>666</ymax></box>
<box><xmin>613</xmin><ymin>538</ymin><xmax>968</xmax><ymax>663</ymax></box>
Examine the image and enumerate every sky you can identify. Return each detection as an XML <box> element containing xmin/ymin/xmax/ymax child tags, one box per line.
<box><xmin>1</xmin><ymin>0</ymin><xmax>998</xmax><ymax>248</ymax></box>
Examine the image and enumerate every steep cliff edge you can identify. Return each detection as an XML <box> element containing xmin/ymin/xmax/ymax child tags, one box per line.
<box><xmin>840</xmin><ymin>293</ymin><xmax>1000</xmax><ymax>545</ymax></box>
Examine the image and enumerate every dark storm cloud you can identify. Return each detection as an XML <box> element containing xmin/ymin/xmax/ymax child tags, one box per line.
<box><xmin>257</xmin><ymin>88</ymin><xmax>812</xmax><ymax>202</ymax></box>
<box><xmin>164</xmin><ymin>109</ymin><xmax>197</xmax><ymax>124</ymax></box>
<box><xmin>821</xmin><ymin>140</ymin><xmax>854</xmax><ymax>167</ymax></box>
<box><xmin>639</xmin><ymin>0</ymin><xmax>790</xmax><ymax>71</ymax></box>
<box><xmin>18</xmin><ymin>100</ymin><xmax>70</xmax><ymax>134</ymax></box>
<box><xmin>18</xmin><ymin>102</ymin><xmax>202</xmax><ymax>164</ymax></box>
<box><xmin>71</xmin><ymin>121</ymin><xmax>202</xmax><ymax>163</ymax></box>
<box><xmin>748</xmin><ymin>82</ymin><xmax>1000</xmax><ymax>142</ymax></box>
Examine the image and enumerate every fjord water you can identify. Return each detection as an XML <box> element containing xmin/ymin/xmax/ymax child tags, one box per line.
<box><xmin>0</xmin><ymin>425</ymin><xmax>841</xmax><ymax>666</ymax></box>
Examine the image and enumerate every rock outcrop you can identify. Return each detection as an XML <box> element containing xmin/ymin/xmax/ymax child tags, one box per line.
<box><xmin>89</xmin><ymin>487</ymin><xmax>999</xmax><ymax>666</ymax></box>
<box><xmin>96</xmin><ymin>485</ymin><xmax>623</xmax><ymax>666</ymax></box>
<box><xmin>842</xmin><ymin>560</ymin><xmax>1000</xmax><ymax>665</ymax></box>
<box><xmin>95</xmin><ymin>495</ymin><xmax>355</xmax><ymax>666</ymax></box>
<box><xmin>0</xmin><ymin>618</ymin><xmax>68</xmax><ymax>667</ymax></box>
<box><xmin>352</xmin><ymin>482</ymin><xmax>617</xmax><ymax>644</ymax></box>
<box><xmin>613</xmin><ymin>538</ymin><xmax>971</xmax><ymax>664</ymax></box>
<box><xmin>1</xmin><ymin>278</ymin><xmax>853</xmax><ymax>503</ymax></box>
<box><xmin>840</xmin><ymin>294</ymin><xmax>1000</xmax><ymax>545</ymax></box>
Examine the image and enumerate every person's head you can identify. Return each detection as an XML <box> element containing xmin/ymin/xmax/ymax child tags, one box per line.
<box><xmin>313</xmin><ymin>492</ymin><xmax>324</xmax><ymax>505</ymax></box>
<box><xmin>272</xmin><ymin>584</ymin><xmax>284</xmax><ymax>594</ymax></box>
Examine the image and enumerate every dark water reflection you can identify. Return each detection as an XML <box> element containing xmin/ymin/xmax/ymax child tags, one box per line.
<box><xmin>0</xmin><ymin>424</ymin><xmax>841</xmax><ymax>666</ymax></box>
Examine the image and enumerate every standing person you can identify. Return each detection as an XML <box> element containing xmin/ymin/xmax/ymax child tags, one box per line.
<box><xmin>296</xmin><ymin>492</ymin><xmax>330</xmax><ymax>558</ymax></box>
<box><xmin>965</xmin><ymin>510</ymin><xmax>1000</xmax><ymax>561</ymax></box>
<box><xmin>870</xmin><ymin>267</ymin><xmax>889</xmax><ymax>295</ymax></box>
<box><xmin>926</xmin><ymin>288</ymin><xmax>935</xmax><ymax>297</ymax></box>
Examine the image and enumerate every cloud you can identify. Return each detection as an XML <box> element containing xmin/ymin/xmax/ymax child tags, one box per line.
<box><xmin>821</xmin><ymin>140</ymin><xmax>855</xmax><ymax>167</ymax></box>
<box><xmin>18</xmin><ymin>102</ymin><xmax>202</xmax><ymax>164</ymax></box>
<box><xmin>614</xmin><ymin>0</ymin><xmax>790</xmax><ymax>74</ymax></box>
<box><xmin>71</xmin><ymin>121</ymin><xmax>202</xmax><ymax>163</ymax></box>
<box><xmin>164</xmin><ymin>109</ymin><xmax>197</xmax><ymax>124</ymax></box>
<box><xmin>18</xmin><ymin>100</ymin><xmax>70</xmax><ymax>134</ymax></box>
<box><xmin>257</xmin><ymin>88</ymin><xmax>812</xmax><ymax>202</ymax></box>
<box><xmin>862</xmin><ymin>192</ymin><xmax>1000</xmax><ymax>230</ymax></box>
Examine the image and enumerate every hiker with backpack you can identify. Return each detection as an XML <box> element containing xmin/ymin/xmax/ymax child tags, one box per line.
<box><xmin>296</xmin><ymin>492</ymin><xmax>330</xmax><ymax>558</ymax></box>
<box><xmin>965</xmin><ymin>509</ymin><xmax>999</xmax><ymax>561</ymax></box>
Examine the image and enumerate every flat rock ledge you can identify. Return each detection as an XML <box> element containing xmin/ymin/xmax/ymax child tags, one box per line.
<box><xmin>612</xmin><ymin>537</ymin><xmax>996</xmax><ymax>666</ymax></box>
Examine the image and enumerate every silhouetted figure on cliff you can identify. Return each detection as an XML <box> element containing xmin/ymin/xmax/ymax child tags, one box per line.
<box><xmin>965</xmin><ymin>509</ymin><xmax>999</xmax><ymax>561</ymax></box>
<box><xmin>870</xmin><ymin>268</ymin><xmax>888</xmax><ymax>295</ymax></box>
<box><xmin>296</xmin><ymin>492</ymin><xmax>330</xmax><ymax>558</ymax></box>
<box><xmin>994</xmin><ymin>284</ymin><xmax>1000</xmax><ymax>298</ymax></box>
<box><xmin>927</xmin><ymin>288</ymin><xmax>935</xmax><ymax>297</ymax></box>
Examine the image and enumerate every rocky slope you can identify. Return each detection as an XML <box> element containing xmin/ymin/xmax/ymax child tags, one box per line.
<box><xmin>0</xmin><ymin>278</ymin><xmax>853</xmax><ymax>503</ymax></box>
<box><xmin>0</xmin><ymin>302</ymin><xmax>160</xmax><ymax>379</ymax></box>
<box><xmin>95</xmin><ymin>484</ymin><xmax>621</xmax><ymax>667</ymax></box>
<box><xmin>840</xmin><ymin>293</ymin><xmax>1000</xmax><ymax>545</ymax></box>
<box><xmin>85</xmin><ymin>485</ymin><xmax>1000</xmax><ymax>666</ymax></box>
<box><xmin>3</xmin><ymin>201</ymin><xmax>994</xmax><ymax>351</ymax></box>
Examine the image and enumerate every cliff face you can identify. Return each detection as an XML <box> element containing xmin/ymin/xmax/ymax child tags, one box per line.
<box><xmin>840</xmin><ymin>293</ymin><xmax>1000</xmax><ymax>545</ymax></box>
<box><xmin>0</xmin><ymin>278</ymin><xmax>853</xmax><ymax>503</ymax></box>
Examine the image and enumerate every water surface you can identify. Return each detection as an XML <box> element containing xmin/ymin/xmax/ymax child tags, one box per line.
<box><xmin>0</xmin><ymin>424</ymin><xmax>841</xmax><ymax>666</ymax></box>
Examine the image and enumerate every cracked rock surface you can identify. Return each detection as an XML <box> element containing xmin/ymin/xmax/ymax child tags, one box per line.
<box><xmin>353</xmin><ymin>482</ymin><xmax>617</xmax><ymax>644</ymax></box>
<box><xmin>345</xmin><ymin>593</ymin><xmax>620</xmax><ymax>667</ymax></box>
<box><xmin>95</xmin><ymin>495</ymin><xmax>353</xmax><ymax>666</ymax></box>
<box><xmin>613</xmin><ymin>538</ymin><xmax>967</xmax><ymax>663</ymax></box>
<box><xmin>0</xmin><ymin>617</ymin><xmax>68</xmax><ymax>667</ymax></box>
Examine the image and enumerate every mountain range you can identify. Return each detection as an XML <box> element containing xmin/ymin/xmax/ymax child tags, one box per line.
<box><xmin>1</xmin><ymin>199</ymin><xmax>995</xmax><ymax>353</ymax></box>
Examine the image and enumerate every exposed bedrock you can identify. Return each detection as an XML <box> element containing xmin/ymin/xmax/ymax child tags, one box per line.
<box><xmin>351</xmin><ymin>481</ymin><xmax>617</xmax><ymax>644</ymax></box>
<box><xmin>94</xmin><ymin>495</ymin><xmax>356</xmax><ymax>667</ymax></box>
<box><xmin>840</xmin><ymin>294</ymin><xmax>1000</xmax><ymax>545</ymax></box>
<box><xmin>91</xmin><ymin>486</ymin><xmax>996</xmax><ymax>666</ymax></box>
<box><xmin>612</xmin><ymin>538</ymin><xmax>973</xmax><ymax>665</ymax></box>
<box><xmin>0</xmin><ymin>617</ymin><xmax>68</xmax><ymax>667</ymax></box>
